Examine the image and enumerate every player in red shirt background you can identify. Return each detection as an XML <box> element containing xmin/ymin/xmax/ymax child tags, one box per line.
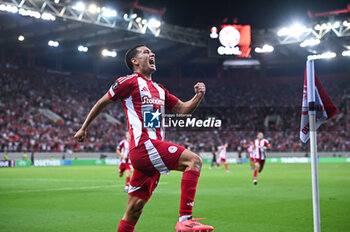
<box><xmin>253</xmin><ymin>132</ymin><xmax>271</xmax><ymax>185</ymax></box>
<box><xmin>217</xmin><ymin>143</ymin><xmax>230</xmax><ymax>172</ymax></box>
<box><xmin>243</xmin><ymin>139</ymin><xmax>255</xmax><ymax>170</ymax></box>
<box><xmin>116</xmin><ymin>131</ymin><xmax>133</xmax><ymax>193</ymax></box>
<box><xmin>74</xmin><ymin>45</ymin><xmax>213</xmax><ymax>232</ymax></box>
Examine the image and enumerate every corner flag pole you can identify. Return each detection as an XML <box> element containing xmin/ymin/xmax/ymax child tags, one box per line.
<box><xmin>306</xmin><ymin>59</ymin><xmax>321</xmax><ymax>232</ymax></box>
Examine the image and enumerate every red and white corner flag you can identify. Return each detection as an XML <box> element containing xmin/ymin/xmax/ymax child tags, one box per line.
<box><xmin>301</xmin><ymin>59</ymin><xmax>339</xmax><ymax>232</ymax></box>
<box><xmin>300</xmin><ymin>64</ymin><xmax>339</xmax><ymax>143</ymax></box>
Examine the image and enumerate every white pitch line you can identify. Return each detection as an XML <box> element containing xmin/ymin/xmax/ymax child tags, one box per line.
<box><xmin>0</xmin><ymin>184</ymin><xmax>123</xmax><ymax>194</ymax></box>
<box><xmin>5</xmin><ymin>178</ymin><xmax>116</xmax><ymax>183</ymax></box>
<box><xmin>0</xmin><ymin>182</ymin><xmax>168</xmax><ymax>194</ymax></box>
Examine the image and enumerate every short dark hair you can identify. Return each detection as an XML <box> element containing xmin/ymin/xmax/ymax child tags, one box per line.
<box><xmin>125</xmin><ymin>45</ymin><xmax>145</xmax><ymax>71</ymax></box>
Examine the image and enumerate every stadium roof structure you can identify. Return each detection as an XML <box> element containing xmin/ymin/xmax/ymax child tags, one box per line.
<box><xmin>0</xmin><ymin>0</ymin><xmax>349</xmax><ymax>75</ymax></box>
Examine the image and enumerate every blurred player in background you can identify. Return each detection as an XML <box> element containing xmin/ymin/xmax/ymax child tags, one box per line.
<box><xmin>217</xmin><ymin>143</ymin><xmax>230</xmax><ymax>172</ymax></box>
<box><xmin>243</xmin><ymin>139</ymin><xmax>255</xmax><ymax>169</ymax></box>
<box><xmin>209</xmin><ymin>145</ymin><xmax>217</xmax><ymax>169</ymax></box>
<box><xmin>116</xmin><ymin>131</ymin><xmax>133</xmax><ymax>193</ymax></box>
<box><xmin>184</xmin><ymin>138</ymin><xmax>192</xmax><ymax>151</ymax></box>
<box><xmin>237</xmin><ymin>143</ymin><xmax>243</xmax><ymax>165</ymax></box>
<box><xmin>74</xmin><ymin>45</ymin><xmax>213</xmax><ymax>232</ymax></box>
<box><xmin>253</xmin><ymin>132</ymin><xmax>271</xmax><ymax>185</ymax></box>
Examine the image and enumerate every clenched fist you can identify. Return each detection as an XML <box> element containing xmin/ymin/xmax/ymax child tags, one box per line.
<box><xmin>194</xmin><ymin>82</ymin><xmax>206</xmax><ymax>97</ymax></box>
<box><xmin>74</xmin><ymin>128</ymin><xmax>87</xmax><ymax>143</ymax></box>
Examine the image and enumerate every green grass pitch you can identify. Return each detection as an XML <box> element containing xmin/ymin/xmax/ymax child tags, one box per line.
<box><xmin>0</xmin><ymin>163</ymin><xmax>349</xmax><ymax>232</ymax></box>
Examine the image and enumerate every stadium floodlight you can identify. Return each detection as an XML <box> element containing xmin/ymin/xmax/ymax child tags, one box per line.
<box><xmin>277</xmin><ymin>27</ymin><xmax>290</xmax><ymax>37</ymax></box>
<box><xmin>18</xmin><ymin>35</ymin><xmax>24</xmax><ymax>41</ymax></box>
<box><xmin>300</xmin><ymin>38</ymin><xmax>320</xmax><ymax>48</ymax></box>
<box><xmin>262</xmin><ymin>44</ymin><xmax>274</xmax><ymax>52</ymax></box>
<box><xmin>343</xmin><ymin>21</ymin><xmax>350</xmax><ymax>27</ymax></box>
<box><xmin>136</xmin><ymin>17</ymin><xmax>142</xmax><ymax>23</ymax></box>
<box><xmin>277</xmin><ymin>24</ymin><xmax>310</xmax><ymax>38</ymax></box>
<box><xmin>19</xmin><ymin>8</ymin><xmax>40</xmax><ymax>19</ymax></box>
<box><xmin>54</xmin><ymin>0</ymin><xmax>60</xmax><ymax>3</ymax></box>
<box><xmin>41</xmin><ymin>12</ymin><xmax>56</xmax><ymax>21</ymax></box>
<box><xmin>333</xmin><ymin>21</ymin><xmax>340</xmax><ymax>29</ymax></box>
<box><xmin>130</xmin><ymin>13</ymin><xmax>137</xmax><ymax>19</ymax></box>
<box><xmin>102</xmin><ymin>7</ymin><xmax>117</xmax><ymax>17</ymax></box>
<box><xmin>48</xmin><ymin>40</ymin><xmax>59</xmax><ymax>47</ymax></box>
<box><xmin>342</xmin><ymin>50</ymin><xmax>350</xmax><ymax>56</ymax></box>
<box><xmin>255</xmin><ymin>44</ymin><xmax>274</xmax><ymax>53</ymax></box>
<box><xmin>123</xmin><ymin>13</ymin><xmax>128</xmax><ymax>20</ymax></box>
<box><xmin>141</xmin><ymin>19</ymin><xmax>147</xmax><ymax>25</ymax></box>
<box><xmin>307</xmin><ymin>51</ymin><xmax>336</xmax><ymax>60</ymax></box>
<box><xmin>88</xmin><ymin>4</ymin><xmax>100</xmax><ymax>14</ymax></box>
<box><xmin>314</xmin><ymin>23</ymin><xmax>331</xmax><ymax>31</ymax></box>
<box><xmin>101</xmin><ymin>49</ymin><xmax>117</xmax><ymax>57</ymax></box>
<box><xmin>78</xmin><ymin>45</ymin><xmax>88</xmax><ymax>52</ymax></box>
<box><xmin>149</xmin><ymin>18</ymin><xmax>161</xmax><ymax>28</ymax></box>
<box><xmin>0</xmin><ymin>4</ymin><xmax>18</xmax><ymax>13</ymax></box>
<box><xmin>290</xmin><ymin>24</ymin><xmax>310</xmax><ymax>38</ymax></box>
<box><xmin>254</xmin><ymin>47</ymin><xmax>262</xmax><ymax>53</ymax></box>
<box><xmin>72</xmin><ymin>2</ymin><xmax>85</xmax><ymax>11</ymax></box>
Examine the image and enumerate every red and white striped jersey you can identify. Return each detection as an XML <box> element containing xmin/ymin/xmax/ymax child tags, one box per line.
<box><xmin>218</xmin><ymin>145</ymin><xmax>227</xmax><ymax>159</ymax></box>
<box><xmin>254</xmin><ymin>139</ymin><xmax>270</xmax><ymax>160</ymax></box>
<box><xmin>117</xmin><ymin>139</ymin><xmax>130</xmax><ymax>163</ymax></box>
<box><xmin>247</xmin><ymin>144</ymin><xmax>255</xmax><ymax>158</ymax></box>
<box><xmin>108</xmin><ymin>72</ymin><xmax>179</xmax><ymax>150</ymax></box>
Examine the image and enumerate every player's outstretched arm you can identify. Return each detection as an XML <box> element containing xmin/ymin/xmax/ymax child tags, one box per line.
<box><xmin>172</xmin><ymin>82</ymin><xmax>205</xmax><ymax>114</ymax></box>
<box><xmin>74</xmin><ymin>92</ymin><xmax>113</xmax><ymax>142</ymax></box>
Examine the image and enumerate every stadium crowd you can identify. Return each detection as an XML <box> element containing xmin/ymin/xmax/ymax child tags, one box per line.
<box><xmin>1</xmin><ymin>68</ymin><xmax>349</xmax><ymax>153</ymax></box>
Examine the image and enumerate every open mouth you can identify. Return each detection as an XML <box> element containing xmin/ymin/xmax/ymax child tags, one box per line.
<box><xmin>149</xmin><ymin>58</ymin><xmax>155</xmax><ymax>65</ymax></box>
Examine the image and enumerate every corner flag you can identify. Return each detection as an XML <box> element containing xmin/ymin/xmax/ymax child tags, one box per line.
<box><xmin>300</xmin><ymin>59</ymin><xmax>339</xmax><ymax>232</ymax></box>
<box><xmin>300</xmin><ymin>64</ymin><xmax>339</xmax><ymax>143</ymax></box>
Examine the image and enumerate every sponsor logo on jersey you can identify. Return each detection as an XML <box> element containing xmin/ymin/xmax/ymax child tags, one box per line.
<box><xmin>141</xmin><ymin>96</ymin><xmax>164</xmax><ymax>105</ymax></box>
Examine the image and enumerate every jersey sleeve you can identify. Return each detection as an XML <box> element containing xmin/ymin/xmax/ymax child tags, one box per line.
<box><xmin>158</xmin><ymin>84</ymin><xmax>179</xmax><ymax>110</ymax></box>
<box><xmin>264</xmin><ymin>140</ymin><xmax>271</xmax><ymax>148</ymax></box>
<box><xmin>108</xmin><ymin>76</ymin><xmax>133</xmax><ymax>101</ymax></box>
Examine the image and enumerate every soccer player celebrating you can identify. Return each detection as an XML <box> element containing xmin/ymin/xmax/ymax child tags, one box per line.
<box><xmin>253</xmin><ymin>132</ymin><xmax>271</xmax><ymax>185</ymax></box>
<box><xmin>74</xmin><ymin>45</ymin><xmax>213</xmax><ymax>232</ymax></box>
<box><xmin>116</xmin><ymin>131</ymin><xmax>133</xmax><ymax>193</ymax></box>
<box><xmin>217</xmin><ymin>143</ymin><xmax>230</xmax><ymax>172</ymax></box>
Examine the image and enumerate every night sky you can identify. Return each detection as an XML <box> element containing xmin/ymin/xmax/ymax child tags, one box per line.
<box><xmin>115</xmin><ymin>0</ymin><xmax>350</xmax><ymax>29</ymax></box>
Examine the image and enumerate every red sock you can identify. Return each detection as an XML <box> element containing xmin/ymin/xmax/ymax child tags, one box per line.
<box><xmin>117</xmin><ymin>220</ymin><xmax>136</xmax><ymax>232</ymax></box>
<box><xmin>254</xmin><ymin>169</ymin><xmax>258</xmax><ymax>180</ymax></box>
<box><xmin>179</xmin><ymin>170</ymin><xmax>200</xmax><ymax>217</ymax></box>
<box><xmin>225</xmin><ymin>163</ymin><xmax>229</xmax><ymax>171</ymax></box>
<box><xmin>126</xmin><ymin>176</ymin><xmax>130</xmax><ymax>186</ymax></box>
